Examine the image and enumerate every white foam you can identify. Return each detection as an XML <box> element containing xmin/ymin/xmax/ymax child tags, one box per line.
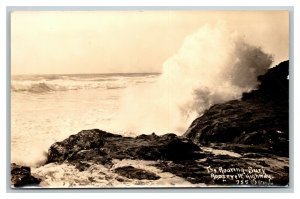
<box><xmin>113</xmin><ymin>22</ymin><xmax>273</xmax><ymax>135</ymax></box>
<box><xmin>32</xmin><ymin>159</ymin><xmax>196</xmax><ymax>188</ymax></box>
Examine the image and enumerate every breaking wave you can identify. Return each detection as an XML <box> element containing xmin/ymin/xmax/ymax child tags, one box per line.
<box><xmin>114</xmin><ymin>22</ymin><xmax>273</xmax><ymax>135</ymax></box>
<box><xmin>11</xmin><ymin>73</ymin><xmax>158</xmax><ymax>94</ymax></box>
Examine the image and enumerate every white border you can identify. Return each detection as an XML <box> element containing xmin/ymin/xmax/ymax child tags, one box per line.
<box><xmin>1</xmin><ymin>0</ymin><xmax>299</xmax><ymax>198</ymax></box>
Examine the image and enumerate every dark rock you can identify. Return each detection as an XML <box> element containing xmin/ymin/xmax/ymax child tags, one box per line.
<box><xmin>47</xmin><ymin>130</ymin><xmax>203</xmax><ymax>166</ymax></box>
<box><xmin>44</xmin><ymin>128</ymin><xmax>288</xmax><ymax>186</ymax></box>
<box><xmin>133</xmin><ymin>136</ymin><xmax>203</xmax><ymax>161</ymax></box>
<box><xmin>243</xmin><ymin>60</ymin><xmax>289</xmax><ymax>101</ymax></box>
<box><xmin>47</xmin><ymin>129</ymin><xmax>110</xmax><ymax>163</ymax></box>
<box><xmin>75</xmin><ymin>161</ymin><xmax>92</xmax><ymax>172</ymax></box>
<box><xmin>114</xmin><ymin>166</ymin><xmax>160</xmax><ymax>180</ymax></box>
<box><xmin>11</xmin><ymin>163</ymin><xmax>41</xmax><ymax>187</ymax></box>
<box><xmin>184</xmin><ymin>61</ymin><xmax>289</xmax><ymax>157</ymax></box>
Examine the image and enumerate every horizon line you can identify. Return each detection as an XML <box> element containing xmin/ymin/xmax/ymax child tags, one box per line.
<box><xmin>11</xmin><ymin>72</ymin><xmax>162</xmax><ymax>76</ymax></box>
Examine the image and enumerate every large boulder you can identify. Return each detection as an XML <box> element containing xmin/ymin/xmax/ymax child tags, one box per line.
<box><xmin>47</xmin><ymin>129</ymin><xmax>114</xmax><ymax>163</ymax></box>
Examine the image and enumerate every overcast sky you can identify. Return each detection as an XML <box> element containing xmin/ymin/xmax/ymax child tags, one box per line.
<box><xmin>11</xmin><ymin>10</ymin><xmax>289</xmax><ymax>74</ymax></box>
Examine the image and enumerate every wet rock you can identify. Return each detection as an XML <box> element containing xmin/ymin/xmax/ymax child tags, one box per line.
<box><xmin>11</xmin><ymin>163</ymin><xmax>41</xmax><ymax>187</ymax></box>
<box><xmin>47</xmin><ymin>129</ymin><xmax>110</xmax><ymax>163</ymax></box>
<box><xmin>114</xmin><ymin>166</ymin><xmax>160</xmax><ymax>180</ymax></box>
<box><xmin>244</xmin><ymin>60</ymin><xmax>289</xmax><ymax>101</ymax></box>
<box><xmin>75</xmin><ymin>161</ymin><xmax>91</xmax><ymax>172</ymax></box>
<box><xmin>133</xmin><ymin>136</ymin><xmax>204</xmax><ymax>161</ymax></box>
<box><xmin>47</xmin><ymin>130</ymin><xmax>203</xmax><ymax>165</ymax></box>
<box><xmin>184</xmin><ymin>61</ymin><xmax>289</xmax><ymax>156</ymax></box>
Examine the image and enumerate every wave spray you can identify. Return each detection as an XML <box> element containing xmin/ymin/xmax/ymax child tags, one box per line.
<box><xmin>114</xmin><ymin>23</ymin><xmax>273</xmax><ymax>135</ymax></box>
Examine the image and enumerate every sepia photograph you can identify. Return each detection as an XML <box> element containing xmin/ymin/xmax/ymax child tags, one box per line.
<box><xmin>10</xmin><ymin>9</ymin><xmax>289</xmax><ymax>188</ymax></box>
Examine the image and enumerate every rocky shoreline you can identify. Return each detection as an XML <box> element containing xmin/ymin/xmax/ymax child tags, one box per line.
<box><xmin>11</xmin><ymin>61</ymin><xmax>289</xmax><ymax>188</ymax></box>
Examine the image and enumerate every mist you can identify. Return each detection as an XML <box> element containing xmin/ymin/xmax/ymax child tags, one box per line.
<box><xmin>114</xmin><ymin>23</ymin><xmax>274</xmax><ymax>135</ymax></box>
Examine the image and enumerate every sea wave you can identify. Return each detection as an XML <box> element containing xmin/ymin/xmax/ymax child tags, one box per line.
<box><xmin>11</xmin><ymin>81</ymin><xmax>126</xmax><ymax>93</ymax></box>
<box><xmin>11</xmin><ymin>74</ymin><xmax>159</xmax><ymax>94</ymax></box>
<box><xmin>11</xmin><ymin>82</ymin><xmax>56</xmax><ymax>93</ymax></box>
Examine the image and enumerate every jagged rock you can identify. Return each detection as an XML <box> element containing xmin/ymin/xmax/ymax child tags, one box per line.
<box><xmin>184</xmin><ymin>61</ymin><xmax>289</xmax><ymax>156</ymax></box>
<box><xmin>243</xmin><ymin>60</ymin><xmax>289</xmax><ymax>100</ymax></box>
<box><xmin>114</xmin><ymin>166</ymin><xmax>160</xmax><ymax>180</ymax></box>
<box><xmin>11</xmin><ymin>163</ymin><xmax>41</xmax><ymax>187</ymax></box>
<box><xmin>47</xmin><ymin>129</ymin><xmax>111</xmax><ymax>163</ymax></box>
<box><xmin>47</xmin><ymin>129</ymin><xmax>204</xmax><ymax>168</ymax></box>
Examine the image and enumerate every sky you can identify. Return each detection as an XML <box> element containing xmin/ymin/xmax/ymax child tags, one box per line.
<box><xmin>11</xmin><ymin>10</ymin><xmax>289</xmax><ymax>74</ymax></box>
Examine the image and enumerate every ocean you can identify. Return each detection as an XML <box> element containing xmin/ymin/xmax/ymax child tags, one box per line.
<box><xmin>11</xmin><ymin>73</ymin><xmax>160</xmax><ymax>167</ymax></box>
<box><xmin>10</xmin><ymin>24</ymin><xmax>277</xmax><ymax>187</ymax></box>
<box><xmin>11</xmin><ymin>24</ymin><xmax>274</xmax><ymax>169</ymax></box>
<box><xmin>11</xmin><ymin>73</ymin><xmax>209</xmax><ymax>187</ymax></box>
